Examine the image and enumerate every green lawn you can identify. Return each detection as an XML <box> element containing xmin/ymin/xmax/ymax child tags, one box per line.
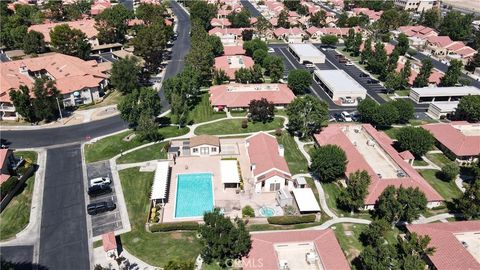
<box><xmin>119</xmin><ymin>168</ymin><xmax>201</xmax><ymax>266</ymax></box>
<box><xmin>230</xmin><ymin>110</ymin><xmax>247</xmax><ymax>117</ymax></box>
<box><xmin>304</xmin><ymin>144</ymin><xmax>315</xmax><ymax>155</ymax></box>
<box><xmin>382</xmin><ymin>127</ymin><xmax>400</xmax><ymax>140</ymax></box>
<box><xmin>333</xmin><ymin>223</ymin><xmax>367</xmax><ymax>263</ymax></box>
<box><xmin>322</xmin><ymin>181</ymin><xmax>343</xmax><ymax>216</ymax></box>
<box><xmin>425</xmin><ymin>153</ymin><xmax>452</xmax><ymax>167</ymax></box>
<box><xmin>85</xmin><ymin>126</ymin><xmax>188</xmax><ymax>163</ymax></box>
<box><xmin>0</xmin><ymin>151</ymin><xmax>38</xmax><ymax>241</ymax></box>
<box><xmin>276</xmin><ymin>132</ymin><xmax>308</xmax><ymax>175</ymax></box>
<box><xmin>78</xmin><ymin>90</ymin><xmax>124</xmax><ymax>110</ymax></box>
<box><xmin>194</xmin><ymin>117</ymin><xmax>284</xmax><ymax>135</ymax></box>
<box><xmin>395</xmin><ymin>90</ymin><xmax>410</xmax><ymax>96</ymax></box>
<box><xmin>187</xmin><ymin>93</ymin><xmax>226</xmax><ymax>124</ymax></box>
<box><xmin>419</xmin><ymin>169</ymin><xmax>462</xmax><ymax>201</ymax></box>
<box><xmin>413</xmin><ymin>159</ymin><xmax>429</xmax><ymax>166</ymax></box>
<box><xmin>305</xmin><ymin>177</ymin><xmax>320</xmax><ymax>204</ymax></box>
<box><xmin>117</xmin><ymin>142</ymin><xmax>168</xmax><ymax>164</ymax></box>
<box><xmin>408</xmin><ymin>119</ymin><xmax>438</xmax><ymax>126</ymax></box>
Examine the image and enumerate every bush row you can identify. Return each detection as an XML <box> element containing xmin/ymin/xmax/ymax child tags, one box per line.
<box><xmin>267</xmin><ymin>214</ymin><xmax>316</xmax><ymax>225</ymax></box>
<box><xmin>0</xmin><ymin>176</ymin><xmax>18</xmax><ymax>200</ymax></box>
<box><xmin>150</xmin><ymin>221</ymin><xmax>199</xmax><ymax>232</ymax></box>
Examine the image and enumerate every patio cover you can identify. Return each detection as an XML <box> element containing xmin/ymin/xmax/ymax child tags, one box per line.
<box><xmin>151</xmin><ymin>161</ymin><xmax>170</xmax><ymax>200</ymax></box>
<box><xmin>220</xmin><ymin>160</ymin><xmax>240</xmax><ymax>184</ymax></box>
<box><xmin>292</xmin><ymin>188</ymin><xmax>321</xmax><ymax>212</ymax></box>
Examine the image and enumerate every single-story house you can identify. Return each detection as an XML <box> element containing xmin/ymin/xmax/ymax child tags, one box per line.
<box><xmin>214</xmin><ymin>55</ymin><xmax>254</xmax><ymax>79</ymax></box>
<box><xmin>28</xmin><ymin>19</ymin><xmax>99</xmax><ymax>47</ymax></box>
<box><xmin>189</xmin><ymin>135</ymin><xmax>220</xmax><ymax>156</ymax></box>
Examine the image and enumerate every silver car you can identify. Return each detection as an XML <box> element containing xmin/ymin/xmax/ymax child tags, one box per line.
<box><xmin>90</xmin><ymin>177</ymin><xmax>111</xmax><ymax>187</ymax></box>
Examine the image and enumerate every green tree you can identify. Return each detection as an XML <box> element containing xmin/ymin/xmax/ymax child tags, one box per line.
<box><xmin>396</xmin><ymin>127</ymin><xmax>435</xmax><ymax>157</ymax></box>
<box><xmin>137</xmin><ymin>112</ymin><xmax>161</xmax><ymax>142</ymax></box>
<box><xmin>311</xmin><ymin>145</ymin><xmax>347</xmax><ymax>182</ymax></box>
<box><xmin>338</xmin><ymin>170</ymin><xmax>371</xmax><ymax>212</ymax></box>
<box><xmin>357</xmin><ymin>242</ymin><xmax>397</xmax><ymax>270</ymax></box>
<box><xmin>309</xmin><ymin>10</ymin><xmax>327</xmax><ymax>27</ymax></box>
<box><xmin>360</xmin><ymin>37</ymin><xmax>373</xmax><ymax>64</ymax></box>
<box><xmin>44</xmin><ymin>1</ymin><xmax>65</xmax><ymax>21</ymax></box>
<box><xmin>255</xmin><ymin>16</ymin><xmax>272</xmax><ymax>38</ymax></box>
<box><xmin>22</xmin><ymin>30</ymin><xmax>45</xmax><ymax>54</ymax></box>
<box><xmin>252</xmin><ymin>49</ymin><xmax>268</xmax><ymax>66</ymax></box>
<box><xmin>384</xmin><ymin>72</ymin><xmax>404</xmax><ymax>93</ymax></box>
<box><xmin>352</xmin><ymin>32</ymin><xmax>363</xmax><ymax>56</ymax></box>
<box><xmin>208</xmin><ymin>35</ymin><xmax>224</xmax><ymax>57</ymax></box>
<box><xmin>345</xmin><ymin>28</ymin><xmax>355</xmax><ymax>51</ymax></box>
<box><xmin>95</xmin><ymin>4</ymin><xmax>133</xmax><ymax>44</ymax></box>
<box><xmin>243</xmin><ymin>38</ymin><xmax>268</xmax><ymax>57</ymax></box>
<box><xmin>249</xmin><ymin>98</ymin><xmax>274</xmax><ymax>123</ymax></box>
<box><xmin>31</xmin><ymin>78</ymin><xmax>61</xmax><ymax>122</ymax></box>
<box><xmin>49</xmin><ymin>24</ymin><xmax>91</xmax><ymax>60</ymax></box>
<box><xmin>170</xmin><ymin>92</ymin><xmax>189</xmax><ymax>126</ymax></box>
<box><xmin>455</xmin><ymin>95</ymin><xmax>480</xmax><ymax>122</ymax></box>
<box><xmin>242</xmin><ymin>29</ymin><xmax>254</xmax><ymax>41</ymax></box>
<box><xmin>396</xmin><ymin>233</ymin><xmax>435</xmax><ymax>270</ymax></box>
<box><xmin>439</xmin><ymin>11</ymin><xmax>473</xmax><ymax>41</ymax></box>
<box><xmin>374</xmin><ymin>186</ymin><xmax>427</xmax><ymax>224</ymax></box>
<box><xmin>135</xmin><ymin>3</ymin><xmax>167</xmax><ymax>25</ymax></box>
<box><xmin>400</xmin><ymin>60</ymin><xmax>412</xmax><ymax>88</ymax></box>
<box><xmin>391</xmin><ymin>99</ymin><xmax>414</xmax><ymax>124</ymax></box>
<box><xmin>373</xmin><ymin>103</ymin><xmax>399</xmax><ymax>127</ymax></box>
<box><xmin>189</xmin><ymin>1</ymin><xmax>217</xmax><ymax>30</ymax></box>
<box><xmin>287</xmin><ymin>69</ymin><xmax>312</xmax><ymax>95</ymax></box>
<box><xmin>235</xmin><ymin>67</ymin><xmax>253</xmax><ymax>83</ymax></box>
<box><xmin>441</xmin><ymin>163</ymin><xmax>460</xmax><ymax>181</ymax></box>
<box><xmin>227</xmin><ymin>8</ymin><xmax>251</xmax><ymax>28</ymax></box>
<box><xmin>9</xmin><ymin>85</ymin><xmax>36</xmax><ymax>123</ymax></box>
<box><xmin>286</xmin><ymin>95</ymin><xmax>328</xmax><ymax>138</ymax></box>
<box><xmin>277</xmin><ymin>10</ymin><xmax>290</xmax><ymax>28</ymax></box>
<box><xmin>320</xmin><ymin>35</ymin><xmax>339</xmax><ymax>46</ymax></box>
<box><xmin>199</xmin><ymin>208</ymin><xmax>252</xmax><ymax>267</ymax></box>
<box><xmin>439</xmin><ymin>59</ymin><xmax>463</xmax><ymax>86</ymax></box>
<box><xmin>65</xmin><ymin>0</ymin><xmax>91</xmax><ymax>21</ymax></box>
<box><xmin>132</xmin><ymin>23</ymin><xmax>173</xmax><ymax>73</ymax></box>
<box><xmin>367</xmin><ymin>42</ymin><xmax>388</xmax><ymax>78</ymax></box>
<box><xmin>455</xmin><ymin>180</ymin><xmax>480</xmax><ymax>220</ymax></box>
<box><xmin>387</xmin><ymin>50</ymin><xmax>400</xmax><ymax>74</ymax></box>
<box><xmin>264</xmin><ymin>55</ymin><xmax>284</xmax><ymax>82</ymax></box>
<box><xmin>413</xmin><ymin>59</ymin><xmax>433</xmax><ymax>87</ymax></box>
<box><xmin>283</xmin><ymin>0</ymin><xmax>301</xmax><ymax>11</ymax></box>
<box><xmin>396</xmin><ymin>33</ymin><xmax>409</xmax><ymax>56</ymax></box>
<box><xmin>465</xmin><ymin>53</ymin><xmax>480</xmax><ymax>72</ymax></box>
<box><xmin>357</xmin><ymin>98</ymin><xmax>378</xmax><ymax>124</ymax></box>
<box><xmin>360</xmin><ymin>219</ymin><xmax>390</xmax><ymax>247</ymax></box>
<box><xmin>110</xmin><ymin>56</ymin><xmax>141</xmax><ymax>94</ymax></box>
<box><xmin>422</xmin><ymin>8</ymin><xmax>441</xmax><ymax>28</ymax></box>
<box><xmin>118</xmin><ymin>87</ymin><xmax>162</xmax><ymax>127</ymax></box>
<box><xmin>9</xmin><ymin>26</ymin><xmax>28</xmax><ymax>49</ymax></box>
<box><xmin>213</xmin><ymin>69</ymin><xmax>230</xmax><ymax>85</ymax></box>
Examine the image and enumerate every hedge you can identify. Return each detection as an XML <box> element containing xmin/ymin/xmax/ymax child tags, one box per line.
<box><xmin>267</xmin><ymin>214</ymin><xmax>316</xmax><ymax>225</ymax></box>
<box><xmin>150</xmin><ymin>221</ymin><xmax>199</xmax><ymax>232</ymax></box>
<box><xmin>1</xmin><ymin>176</ymin><xmax>18</xmax><ymax>200</ymax></box>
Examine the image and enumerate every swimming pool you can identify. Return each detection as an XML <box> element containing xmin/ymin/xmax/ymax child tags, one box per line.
<box><xmin>175</xmin><ymin>173</ymin><xmax>214</xmax><ymax>218</ymax></box>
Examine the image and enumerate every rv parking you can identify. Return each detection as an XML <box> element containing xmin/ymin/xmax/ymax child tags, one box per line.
<box><xmin>86</xmin><ymin>161</ymin><xmax>123</xmax><ymax>237</ymax></box>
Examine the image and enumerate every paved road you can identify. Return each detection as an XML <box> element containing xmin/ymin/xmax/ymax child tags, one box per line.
<box><xmin>241</xmin><ymin>0</ymin><xmax>262</xmax><ymax>17</ymax></box>
<box><xmin>0</xmin><ymin>245</ymin><xmax>37</xmax><ymax>270</ymax></box>
<box><xmin>39</xmin><ymin>145</ymin><xmax>90</xmax><ymax>270</ymax></box>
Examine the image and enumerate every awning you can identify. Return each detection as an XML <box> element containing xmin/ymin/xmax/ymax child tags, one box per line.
<box><xmin>151</xmin><ymin>161</ymin><xmax>170</xmax><ymax>200</ymax></box>
<box><xmin>292</xmin><ymin>188</ymin><xmax>321</xmax><ymax>212</ymax></box>
<box><xmin>220</xmin><ymin>160</ymin><xmax>240</xmax><ymax>184</ymax></box>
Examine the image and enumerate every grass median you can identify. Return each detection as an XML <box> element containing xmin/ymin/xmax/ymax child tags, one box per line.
<box><xmin>194</xmin><ymin>117</ymin><xmax>284</xmax><ymax>135</ymax></box>
<box><xmin>119</xmin><ymin>168</ymin><xmax>201</xmax><ymax>266</ymax></box>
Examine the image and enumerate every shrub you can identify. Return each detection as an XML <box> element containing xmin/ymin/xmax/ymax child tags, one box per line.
<box><xmin>241</xmin><ymin>119</ymin><xmax>248</xmax><ymax>129</ymax></box>
<box><xmin>150</xmin><ymin>221</ymin><xmax>199</xmax><ymax>232</ymax></box>
<box><xmin>242</xmin><ymin>205</ymin><xmax>255</xmax><ymax>217</ymax></box>
<box><xmin>275</xmin><ymin>128</ymin><xmax>283</xmax><ymax>136</ymax></box>
<box><xmin>441</xmin><ymin>163</ymin><xmax>460</xmax><ymax>181</ymax></box>
<box><xmin>267</xmin><ymin>214</ymin><xmax>316</xmax><ymax>225</ymax></box>
<box><xmin>0</xmin><ymin>176</ymin><xmax>18</xmax><ymax>200</ymax></box>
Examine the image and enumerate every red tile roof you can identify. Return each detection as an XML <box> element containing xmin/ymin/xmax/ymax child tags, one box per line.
<box><xmin>223</xmin><ymin>45</ymin><xmax>246</xmax><ymax>56</ymax></box>
<box><xmin>208</xmin><ymin>27</ymin><xmax>246</xmax><ymax>37</ymax></box>
<box><xmin>273</xmin><ymin>27</ymin><xmax>306</xmax><ymax>37</ymax></box>
<box><xmin>307</xmin><ymin>26</ymin><xmax>360</xmax><ymax>37</ymax></box>
<box><xmin>28</xmin><ymin>19</ymin><xmax>98</xmax><ymax>43</ymax></box>
<box><xmin>0</xmin><ymin>149</ymin><xmax>11</xmax><ymax>185</ymax></box>
<box><xmin>244</xmin><ymin>229</ymin><xmax>350</xmax><ymax>270</ymax></box>
<box><xmin>210</xmin><ymin>18</ymin><xmax>232</xmax><ymax>27</ymax></box>
<box><xmin>314</xmin><ymin>124</ymin><xmax>443</xmax><ymax>205</ymax></box>
<box><xmin>209</xmin><ymin>83</ymin><xmax>295</xmax><ymax>108</ymax></box>
<box><xmin>246</xmin><ymin>132</ymin><xmax>291</xmax><ymax>180</ymax></box>
<box><xmin>399</xmin><ymin>150</ymin><xmax>414</xmax><ymax>160</ymax></box>
<box><xmin>422</xmin><ymin>122</ymin><xmax>480</xmax><ymax>157</ymax></box>
<box><xmin>102</xmin><ymin>232</ymin><xmax>117</xmax><ymax>252</ymax></box>
<box><xmin>214</xmin><ymin>55</ymin><xmax>254</xmax><ymax>78</ymax></box>
<box><xmin>406</xmin><ymin>221</ymin><xmax>480</xmax><ymax>270</ymax></box>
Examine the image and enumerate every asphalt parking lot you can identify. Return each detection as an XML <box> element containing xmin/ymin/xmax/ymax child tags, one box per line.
<box><xmin>86</xmin><ymin>161</ymin><xmax>123</xmax><ymax>237</ymax></box>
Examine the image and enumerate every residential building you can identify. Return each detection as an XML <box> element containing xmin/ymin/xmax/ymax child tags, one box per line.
<box><xmin>209</xmin><ymin>83</ymin><xmax>295</xmax><ymax>111</ymax></box>
<box><xmin>210</xmin><ymin>18</ymin><xmax>231</xmax><ymax>28</ymax></box>
<box><xmin>243</xmin><ymin>229</ymin><xmax>350</xmax><ymax>270</ymax></box>
<box><xmin>306</xmin><ymin>26</ymin><xmax>361</xmax><ymax>43</ymax></box>
<box><xmin>425</xmin><ymin>36</ymin><xmax>477</xmax><ymax>63</ymax></box>
<box><xmin>208</xmin><ymin>27</ymin><xmax>246</xmax><ymax>45</ymax></box>
<box><xmin>0</xmin><ymin>149</ymin><xmax>16</xmax><ymax>184</ymax></box>
<box><xmin>351</xmin><ymin>7</ymin><xmax>383</xmax><ymax>22</ymax></box>
<box><xmin>214</xmin><ymin>55</ymin><xmax>254</xmax><ymax>79</ymax></box>
<box><xmin>246</xmin><ymin>132</ymin><xmax>293</xmax><ymax>193</ymax></box>
<box><xmin>223</xmin><ymin>45</ymin><xmax>246</xmax><ymax>56</ymax></box>
<box><xmin>397</xmin><ymin>25</ymin><xmax>438</xmax><ymax>47</ymax></box>
<box><xmin>314</xmin><ymin>124</ymin><xmax>443</xmax><ymax>209</ymax></box>
<box><xmin>91</xmin><ymin>0</ymin><xmax>111</xmax><ymax>15</ymax></box>
<box><xmin>273</xmin><ymin>27</ymin><xmax>306</xmax><ymax>43</ymax></box>
<box><xmin>313</xmin><ymin>70</ymin><xmax>367</xmax><ymax>105</ymax></box>
<box><xmin>427</xmin><ymin>101</ymin><xmax>459</xmax><ymax>119</ymax></box>
<box><xmin>422</xmin><ymin>122</ymin><xmax>480</xmax><ymax>164</ymax></box>
<box><xmin>406</xmin><ymin>221</ymin><xmax>480</xmax><ymax>270</ymax></box>
<box><xmin>396</xmin><ymin>56</ymin><xmax>443</xmax><ymax>86</ymax></box>
<box><xmin>28</xmin><ymin>19</ymin><xmax>99</xmax><ymax>47</ymax></box>
<box><xmin>1</xmin><ymin>53</ymin><xmax>109</xmax><ymax>119</ymax></box>
<box><xmin>189</xmin><ymin>135</ymin><xmax>221</xmax><ymax>156</ymax></box>
<box><xmin>410</xmin><ymin>86</ymin><xmax>480</xmax><ymax>104</ymax></box>
<box><xmin>394</xmin><ymin>0</ymin><xmax>439</xmax><ymax>12</ymax></box>
<box><xmin>288</xmin><ymin>43</ymin><xmax>325</xmax><ymax>64</ymax></box>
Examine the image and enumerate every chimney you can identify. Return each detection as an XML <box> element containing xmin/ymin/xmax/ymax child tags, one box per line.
<box><xmin>278</xmin><ymin>144</ymin><xmax>285</xmax><ymax>157</ymax></box>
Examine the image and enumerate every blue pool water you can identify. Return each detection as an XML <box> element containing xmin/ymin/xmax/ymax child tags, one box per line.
<box><xmin>175</xmin><ymin>173</ymin><xmax>214</xmax><ymax>218</ymax></box>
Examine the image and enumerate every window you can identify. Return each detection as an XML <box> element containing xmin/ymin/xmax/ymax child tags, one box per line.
<box><xmin>193</xmin><ymin>148</ymin><xmax>198</xmax><ymax>153</ymax></box>
<box><xmin>211</xmin><ymin>147</ymin><xmax>217</xmax><ymax>152</ymax></box>
<box><xmin>269</xmin><ymin>183</ymin><xmax>281</xmax><ymax>191</ymax></box>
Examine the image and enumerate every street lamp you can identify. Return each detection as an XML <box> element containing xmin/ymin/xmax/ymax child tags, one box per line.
<box><xmin>56</xmin><ymin>97</ymin><xmax>64</xmax><ymax>125</ymax></box>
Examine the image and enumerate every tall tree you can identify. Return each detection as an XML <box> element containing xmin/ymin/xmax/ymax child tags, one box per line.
<box><xmin>199</xmin><ymin>208</ymin><xmax>252</xmax><ymax>268</ymax></box>
<box><xmin>391</xmin><ymin>99</ymin><xmax>414</xmax><ymax>124</ymax></box>
<box><xmin>360</xmin><ymin>37</ymin><xmax>373</xmax><ymax>64</ymax></box>
<box><xmin>422</xmin><ymin>8</ymin><xmax>441</xmax><ymax>28</ymax></box>
<box><xmin>286</xmin><ymin>95</ymin><xmax>328</xmax><ymax>138</ymax></box>
<box><xmin>243</xmin><ymin>38</ymin><xmax>268</xmax><ymax>57</ymax></box>
<box><xmin>65</xmin><ymin>0</ymin><xmax>91</xmax><ymax>21</ymax></box>
<box><xmin>373</xmin><ymin>103</ymin><xmax>399</xmax><ymax>127</ymax></box>
<box><xmin>208</xmin><ymin>35</ymin><xmax>224</xmax><ymax>57</ymax></box>
<box><xmin>133</xmin><ymin>23</ymin><xmax>173</xmax><ymax>73</ymax></box>
<box><xmin>263</xmin><ymin>55</ymin><xmax>284</xmax><ymax>82</ymax></box>
<box><xmin>309</xmin><ymin>10</ymin><xmax>327</xmax><ymax>27</ymax></box>
<box><xmin>249</xmin><ymin>98</ymin><xmax>274</xmax><ymax>123</ymax></box>
<box><xmin>345</xmin><ymin>28</ymin><xmax>356</xmax><ymax>51</ymax></box>
<box><xmin>31</xmin><ymin>78</ymin><xmax>61</xmax><ymax>122</ymax></box>
<box><xmin>357</xmin><ymin>98</ymin><xmax>378</xmax><ymax>124</ymax></box>
<box><xmin>413</xmin><ymin>59</ymin><xmax>433</xmax><ymax>87</ymax></box>
<box><xmin>400</xmin><ymin>59</ymin><xmax>412</xmax><ymax>88</ymax></box>
<box><xmin>465</xmin><ymin>53</ymin><xmax>480</xmax><ymax>72</ymax></box>
<box><xmin>227</xmin><ymin>8</ymin><xmax>251</xmax><ymax>28</ymax></box>
<box><xmin>455</xmin><ymin>180</ymin><xmax>480</xmax><ymax>220</ymax></box>
<box><xmin>396</xmin><ymin>33</ymin><xmax>409</xmax><ymax>56</ymax></box>
<box><xmin>396</xmin><ymin>233</ymin><xmax>435</xmax><ymax>269</ymax></box>
<box><xmin>367</xmin><ymin>42</ymin><xmax>388</xmax><ymax>78</ymax></box>
<box><xmin>136</xmin><ymin>112</ymin><xmax>161</xmax><ymax>142</ymax></box>
<box><xmin>49</xmin><ymin>24</ymin><xmax>91</xmax><ymax>60</ymax></box>
<box><xmin>22</xmin><ymin>30</ymin><xmax>45</xmax><ymax>54</ymax></box>
<box><xmin>255</xmin><ymin>16</ymin><xmax>272</xmax><ymax>38</ymax></box>
<box><xmin>439</xmin><ymin>11</ymin><xmax>474</xmax><ymax>41</ymax></box>
<box><xmin>9</xmin><ymin>85</ymin><xmax>36</xmax><ymax>123</ymax></box>
<box><xmin>396</xmin><ymin>127</ymin><xmax>435</xmax><ymax>157</ymax></box>
<box><xmin>135</xmin><ymin>3</ymin><xmax>167</xmax><ymax>25</ymax></box>
<box><xmin>118</xmin><ymin>87</ymin><xmax>162</xmax><ymax>127</ymax></box>
<box><xmin>44</xmin><ymin>1</ymin><xmax>66</xmax><ymax>21</ymax></box>
<box><xmin>352</xmin><ymin>32</ymin><xmax>363</xmax><ymax>56</ymax></box>
<box><xmin>311</xmin><ymin>145</ymin><xmax>347</xmax><ymax>182</ymax></box>
<box><xmin>439</xmin><ymin>59</ymin><xmax>463</xmax><ymax>86</ymax></box>
<box><xmin>277</xmin><ymin>10</ymin><xmax>290</xmax><ymax>28</ymax></box>
<box><xmin>189</xmin><ymin>1</ymin><xmax>217</xmax><ymax>30</ymax></box>
<box><xmin>95</xmin><ymin>4</ymin><xmax>133</xmax><ymax>44</ymax></box>
<box><xmin>338</xmin><ymin>170</ymin><xmax>371</xmax><ymax>212</ymax></box>
<box><xmin>287</xmin><ymin>69</ymin><xmax>312</xmax><ymax>95</ymax></box>
<box><xmin>110</xmin><ymin>56</ymin><xmax>141</xmax><ymax>94</ymax></box>
<box><xmin>455</xmin><ymin>95</ymin><xmax>480</xmax><ymax>122</ymax></box>
<box><xmin>374</xmin><ymin>186</ymin><xmax>427</xmax><ymax>224</ymax></box>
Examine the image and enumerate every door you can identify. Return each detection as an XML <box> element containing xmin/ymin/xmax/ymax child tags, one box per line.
<box><xmin>269</xmin><ymin>183</ymin><xmax>281</xmax><ymax>191</ymax></box>
<box><xmin>200</xmin><ymin>147</ymin><xmax>209</xmax><ymax>155</ymax></box>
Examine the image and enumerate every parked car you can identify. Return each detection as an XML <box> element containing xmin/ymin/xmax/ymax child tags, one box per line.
<box><xmin>341</xmin><ymin>96</ymin><xmax>355</xmax><ymax>104</ymax></box>
<box><xmin>268</xmin><ymin>48</ymin><xmax>275</xmax><ymax>53</ymax></box>
<box><xmin>351</xmin><ymin>111</ymin><xmax>360</xmax><ymax>121</ymax></box>
<box><xmin>341</xmin><ymin>111</ymin><xmax>353</xmax><ymax>122</ymax></box>
<box><xmin>345</xmin><ymin>61</ymin><xmax>353</xmax><ymax>66</ymax></box>
<box><xmin>339</xmin><ymin>58</ymin><xmax>347</xmax><ymax>63</ymax></box>
<box><xmin>279</xmin><ymin>75</ymin><xmax>288</xmax><ymax>84</ymax></box>
<box><xmin>90</xmin><ymin>177</ymin><xmax>111</xmax><ymax>187</ymax></box>
<box><xmin>87</xmin><ymin>201</ymin><xmax>116</xmax><ymax>215</ymax></box>
<box><xmin>88</xmin><ymin>184</ymin><xmax>112</xmax><ymax>197</ymax></box>
<box><xmin>334</xmin><ymin>113</ymin><xmax>344</xmax><ymax>122</ymax></box>
<box><xmin>367</xmin><ymin>79</ymin><xmax>379</xmax><ymax>84</ymax></box>
<box><xmin>359</xmin><ymin>72</ymin><xmax>369</xmax><ymax>77</ymax></box>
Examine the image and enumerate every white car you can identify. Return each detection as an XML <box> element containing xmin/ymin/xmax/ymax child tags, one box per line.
<box><xmin>341</xmin><ymin>111</ymin><xmax>353</xmax><ymax>122</ymax></box>
<box><xmin>345</xmin><ymin>61</ymin><xmax>354</xmax><ymax>66</ymax></box>
<box><xmin>305</xmin><ymin>63</ymin><xmax>315</xmax><ymax>68</ymax></box>
<box><xmin>90</xmin><ymin>177</ymin><xmax>111</xmax><ymax>187</ymax></box>
<box><xmin>268</xmin><ymin>48</ymin><xmax>275</xmax><ymax>53</ymax></box>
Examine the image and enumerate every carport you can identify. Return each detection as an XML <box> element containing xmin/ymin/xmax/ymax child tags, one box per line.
<box><xmin>292</xmin><ymin>188</ymin><xmax>321</xmax><ymax>214</ymax></box>
<box><xmin>151</xmin><ymin>161</ymin><xmax>171</xmax><ymax>204</ymax></box>
<box><xmin>220</xmin><ymin>160</ymin><xmax>240</xmax><ymax>189</ymax></box>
